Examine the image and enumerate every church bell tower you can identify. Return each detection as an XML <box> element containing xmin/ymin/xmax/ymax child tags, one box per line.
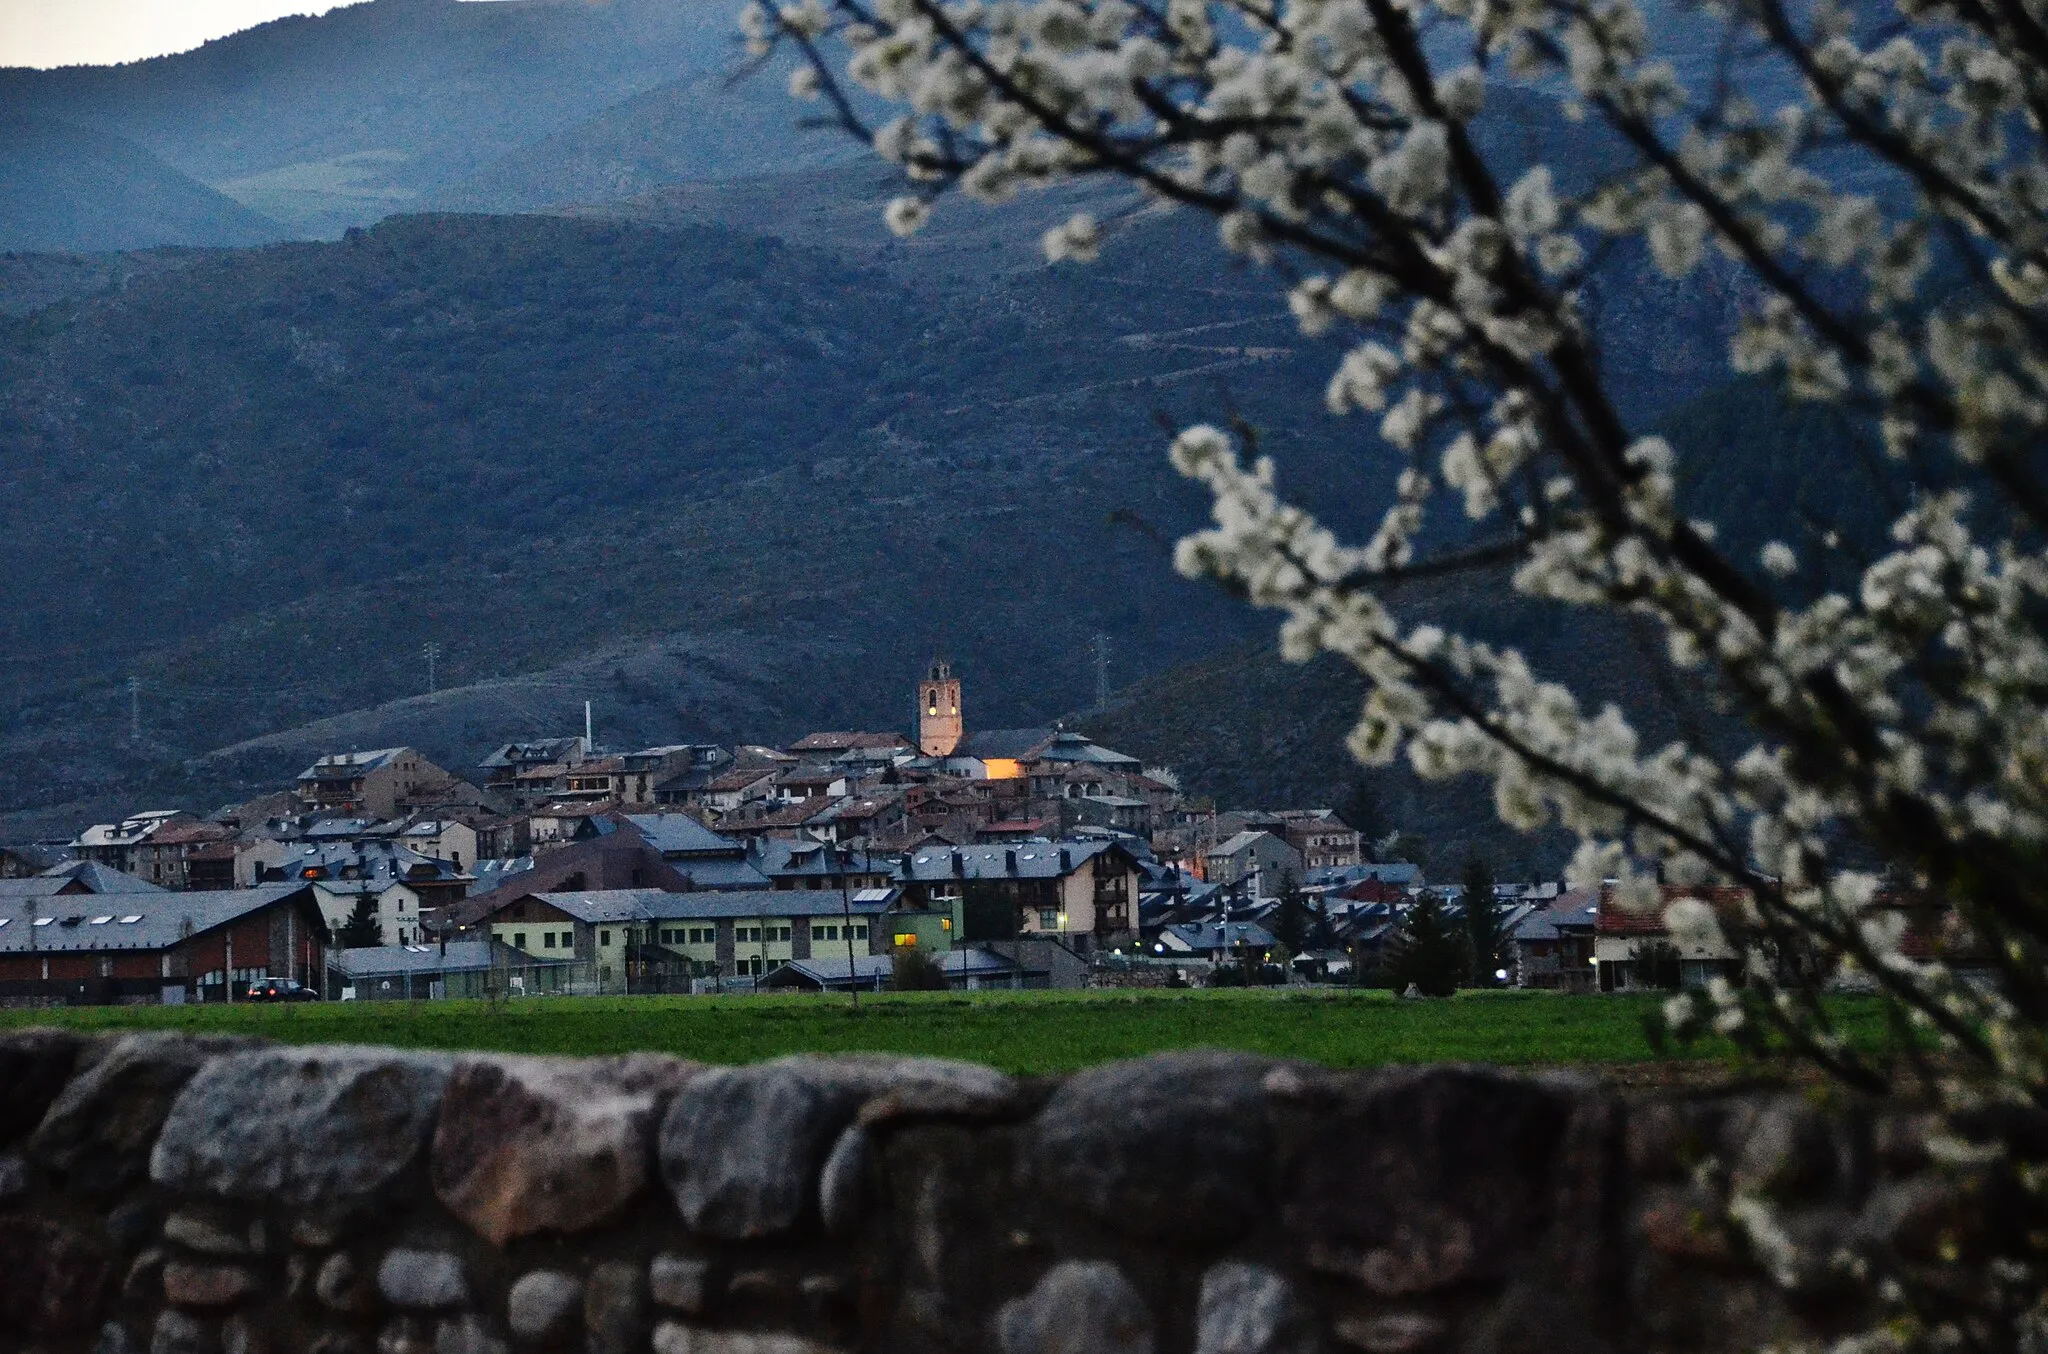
<box><xmin>918</xmin><ymin>659</ymin><xmax>964</xmax><ymax>757</ymax></box>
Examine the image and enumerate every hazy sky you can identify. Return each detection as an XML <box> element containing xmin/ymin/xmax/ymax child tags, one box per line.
<box><xmin>1</xmin><ymin>1</ymin><xmax>380</xmax><ymax>69</ymax></box>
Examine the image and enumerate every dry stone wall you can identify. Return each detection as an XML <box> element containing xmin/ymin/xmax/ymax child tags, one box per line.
<box><xmin>0</xmin><ymin>1029</ymin><xmax>1958</xmax><ymax>1354</ymax></box>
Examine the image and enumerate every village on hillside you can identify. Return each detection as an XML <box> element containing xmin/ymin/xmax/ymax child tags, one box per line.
<box><xmin>0</xmin><ymin>661</ymin><xmax>1732</xmax><ymax>1006</ymax></box>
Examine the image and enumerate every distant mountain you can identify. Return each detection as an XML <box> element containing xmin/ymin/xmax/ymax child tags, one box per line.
<box><xmin>0</xmin><ymin>0</ymin><xmax>809</xmax><ymax>243</ymax></box>
<box><xmin>0</xmin><ymin>115</ymin><xmax>284</xmax><ymax>252</ymax></box>
<box><xmin>435</xmin><ymin>70</ymin><xmax>860</xmax><ymax>214</ymax></box>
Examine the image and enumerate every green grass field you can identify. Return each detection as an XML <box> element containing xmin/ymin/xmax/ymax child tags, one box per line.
<box><xmin>0</xmin><ymin>988</ymin><xmax>1907</xmax><ymax>1076</ymax></box>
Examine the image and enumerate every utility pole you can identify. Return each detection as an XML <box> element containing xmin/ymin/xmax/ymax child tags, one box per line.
<box><xmin>834</xmin><ymin>842</ymin><xmax>861</xmax><ymax>1011</ymax></box>
<box><xmin>1092</xmin><ymin>633</ymin><xmax>1111</xmax><ymax>712</ymax></box>
<box><xmin>423</xmin><ymin>643</ymin><xmax>442</xmax><ymax>694</ymax></box>
<box><xmin>128</xmin><ymin>676</ymin><xmax>141</xmax><ymax>742</ymax></box>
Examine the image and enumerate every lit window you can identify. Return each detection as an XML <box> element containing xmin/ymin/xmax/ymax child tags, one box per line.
<box><xmin>894</xmin><ymin>932</ymin><xmax>917</xmax><ymax>948</ymax></box>
<box><xmin>941</xmin><ymin>918</ymin><xmax>952</xmax><ymax>931</ymax></box>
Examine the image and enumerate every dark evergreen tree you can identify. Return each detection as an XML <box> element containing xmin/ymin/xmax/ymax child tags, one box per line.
<box><xmin>961</xmin><ymin>880</ymin><xmax>1018</xmax><ymax>941</ymax></box>
<box><xmin>335</xmin><ymin>894</ymin><xmax>382</xmax><ymax>949</ymax></box>
<box><xmin>1388</xmin><ymin>892</ymin><xmax>1465</xmax><ymax>997</ymax></box>
<box><xmin>1270</xmin><ymin>870</ymin><xmax>1310</xmax><ymax>952</ymax></box>
<box><xmin>1630</xmin><ymin>939</ymin><xmax>1684</xmax><ymax>991</ymax></box>
<box><xmin>1461</xmin><ymin>855</ymin><xmax>1506</xmax><ymax>986</ymax></box>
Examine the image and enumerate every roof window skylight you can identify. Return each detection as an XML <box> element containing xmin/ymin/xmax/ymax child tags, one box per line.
<box><xmin>119</xmin><ymin>915</ymin><xmax>142</xmax><ymax>924</ymax></box>
<box><xmin>89</xmin><ymin>916</ymin><xmax>112</xmax><ymax>925</ymax></box>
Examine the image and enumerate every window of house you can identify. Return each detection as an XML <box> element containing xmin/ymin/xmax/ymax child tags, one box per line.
<box><xmin>851</xmin><ymin>923</ymin><xmax>868</xmax><ymax>940</ymax></box>
<box><xmin>1038</xmin><ymin>909</ymin><xmax>1060</xmax><ymax>930</ymax></box>
<box><xmin>772</xmin><ymin>925</ymin><xmax>792</xmax><ymax>942</ymax></box>
<box><xmin>894</xmin><ymin>932</ymin><xmax>917</xmax><ymax>948</ymax></box>
<box><xmin>512</xmin><ymin>932</ymin><xmax>526</xmax><ymax>949</ymax></box>
<box><xmin>543</xmin><ymin>933</ymin><xmax>556</xmax><ymax>949</ymax></box>
<box><xmin>818</xmin><ymin>925</ymin><xmax>837</xmax><ymax>941</ymax></box>
<box><xmin>601</xmin><ymin>930</ymin><xmax>611</xmax><ymax>946</ymax></box>
<box><xmin>941</xmin><ymin>918</ymin><xmax>952</xmax><ymax>931</ymax></box>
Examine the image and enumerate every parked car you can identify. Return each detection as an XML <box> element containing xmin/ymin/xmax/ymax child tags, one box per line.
<box><xmin>246</xmin><ymin>977</ymin><xmax>318</xmax><ymax>1002</ymax></box>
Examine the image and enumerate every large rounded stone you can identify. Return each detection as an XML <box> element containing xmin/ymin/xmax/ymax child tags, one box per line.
<box><xmin>0</xmin><ymin>1027</ymin><xmax>83</xmax><ymax>1146</ymax></box>
<box><xmin>584</xmin><ymin>1260</ymin><xmax>648</xmax><ymax>1354</ymax></box>
<box><xmin>1284</xmin><ymin>1068</ymin><xmax>1582</xmax><ymax>1294</ymax></box>
<box><xmin>659</xmin><ymin>1066</ymin><xmax>842</xmax><ymax>1239</ymax></box>
<box><xmin>1195</xmin><ymin>1264</ymin><xmax>1319</xmax><ymax>1354</ymax></box>
<box><xmin>0</xmin><ymin>1216</ymin><xmax>112</xmax><ymax>1335</ymax></box>
<box><xmin>1025</xmin><ymin>1052</ymin><xmax>1276</xmax><ymax>1242</ymax></box>
<box><xmin>507</xmin><ymin>1270</ymin><xmax>582</xmax><ymax>1343</ymax></box>
<box><xmin>431</xmin><ymin>1054</ymin><xmax>697</xmax><ymax>1246</ymax></box>
<box><xmin>378</xmin><ymin>1249</ymin><xmax>469</xmax><ymax>1311</ymax></box>
<box><xmin>151</xmin><ymin>1047</ymin><xmax>451</xmax><ymax>1206</ymax></box>
<box><xmin>30</xmin><ymin>1034</ymin><xmax>260</xmax><ymax>1195</ymax></box>
<box><xmin>997</xmin><ymin>1261</ymin><xmax>1154</xmax><ymax>1354</ymax></box>
<box><xmin>151</xmin><ymin>1309</ymin><xmax>214</xmax><ymax>1354</ymax></box>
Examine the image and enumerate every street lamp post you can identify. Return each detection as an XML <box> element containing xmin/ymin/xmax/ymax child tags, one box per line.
<box><xmin>833</xmin><ymin>842</ymin><xmax>860</xmax><ymax>1011</ymax></box>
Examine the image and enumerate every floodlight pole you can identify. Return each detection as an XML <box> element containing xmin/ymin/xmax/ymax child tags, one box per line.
<box><xmin>835</xmin><ymin>841</ymin><xmax>860</xmax><ymax>1012</ymax></box>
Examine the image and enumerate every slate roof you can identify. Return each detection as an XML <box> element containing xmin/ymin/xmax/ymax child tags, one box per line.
<box><xmin>299</xmin><ymin>748</ymin><xmax>408</xmax><ymax>779</ymax></box>
<box><xmin>35</xmin><ymin>860</ymin><xmax>166</xmax><ymax>893</ymax></box>
<box><xmin>750</xmin><ymin>838</ymin><xmax>893</xmax><ymax>879</ymax></box>
<box><xmin>671</xmin><ymin>858</ymin><xmax>773</xmax><ymax>891</ymax></box>
<box><xmin>899</xmin><ymin>841</ymin><xmax>1121</xmax><ymax>882</ymax></box>
<box><xmin>1161</xmin><ymin>920</ymin><xmax>1279</xmax><ymax>951</ymax></box>
<box><xmin>479</xmin><ymin>738</ymin><xmax>589</xmax><ymax>771</ymax></box>
<box><xmin>787</xmin><ymin>732</ymin><xmax>909</xmax><ymax>753</ymax></box>
<box><xmin>952</xmin><ymin>728</ymin><xmax>1056</xmax><ymax>761</ymax></box>
<box><xmin>1209</xmin><ymin>830</ymin><xmax>1285</xmax><ymax>857</ymax></box>
<box><xmin>328</xmin><ymin>940</ymin><xmax>571</xmax><ymax>978</ymax></box>
<box><xmin>522</xmin><ymin>888</ymin><xmax>896</xmax><ymax>926</ymax></box>
<box><xmin>0</xmin><ymin>885</ymin><xmax>313</xmax><ymax>954</ymax></box>
<box><xmin>766</xmin><ymin>946</ymin><xmax>1026</xmax><ymax>988</ymax></box>
<box><xmin>622</xmin><ymin>814</ymin><xmax>744</xmax><ymax>858</ymax></box>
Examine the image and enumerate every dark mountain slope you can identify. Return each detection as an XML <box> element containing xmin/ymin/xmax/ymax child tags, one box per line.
<box><xmin>0</xmin><ymin>115</ymin><xmax>284</xmax><ymax>252</ymax></box>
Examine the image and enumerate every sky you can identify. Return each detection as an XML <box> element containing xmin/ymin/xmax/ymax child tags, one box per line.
<box><xmin>1</xmin><ymin>0</ymin><xmax>379</xmax><ymax>69</ymax></box>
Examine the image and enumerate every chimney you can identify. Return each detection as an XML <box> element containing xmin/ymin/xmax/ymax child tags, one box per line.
<box><xmin>1059</xmin><ymin>847</ymin><xmax>1072</xmax><ymax>872</ymax></box>
<box><xmin>1004</xmin><ymin>849</ymin><xmax>1017</xmax><ymax>875</ymax></box>
<box><xmin>951</xmin><ymin>850</ymin><xmax>964</xmax><ymax>878</ymax></box>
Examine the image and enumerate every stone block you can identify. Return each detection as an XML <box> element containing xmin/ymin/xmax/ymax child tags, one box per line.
<box><xmin>96</xmin><ymin>1320</ymin><xmax>144</xmax><ymax>1354</ymax></box>
<box><xmin>378</xmin><ymin>1249</ymin><xmax>469</xmax><ymax>1311</ymax></box>
<box><xmin>221</xmin><ymin>1314</ymin><xmax>268</xmax><ymax>1354</ymax></box>
<box><xmin>151</xmin><ymin>1047</ymin><xmax>451</xmax><ymax>1207</ymax></box>
<box><xmin>584</xmin><ymin>1259</ymin><xmax>647</xmax><ymax>1354</ymax></box>
<box><xmin>659</xmin><ymin>1066</ymin><xmax>841</xmax><ymax>1239</ymax></box>
<box><xmin>124</xmin><ymin>1248</ymin><xmax>167</xmax><ymax>1303</ymax></box>
<box><xmin>317</xmin><ymin>1252</ymin><xmax>376</xmax><ymax>1314</ymax></box>
<box><xmin>508</xmin><ymin>1269</ymin><xmax>582</xmax><ymax>1343</ymax></box>
<box><xmin>1637</xmin><ymin>1184</ymin><xmax>1733</xmax><ymax>1263</ymax></box>
<box><xmin>997</xmin><ymin>1260</ymin><xmax>1154</xmax><ymax>1354</ymax></box>
<box><xmin>1026</xmin><ymin>1052</ymin><xmax>1275</xmax><ymax>1243</ymax></box>
<box><xmin>1195</xmin><ymin>1263</ymin><xmax>1319</xmax><ymax>1354</ymax></box>
<box><xmin>650</xmin><ymin>1326</ymin><xmax>845</xmax><ymax>1354</ymax></box>
<box><xmin>0</xmin><ymin>1151</ymin><xmax>29</xmax><ymax>1202</ymax></box>
<box><xmin>817</xmin><ymin>1125</ymin><xmax>870</xmax><ymax>1236</ymax></box>
<box><xmin>0</xmin><ymin>1215</ymin><xmax>112</xmax><ymax>1335</ymax></box>
<box><xmin>152</xmin><ymin>1309</ymin><xmax>216</xmax><ymax>1354</ymax></box>
<box><xmin>30</xmin><ymin>1034</ymin><xmax>256</xmax><ymax>1195</ymax></box>
<box><xmin>1726</xmin><ymin>1098</ymin><xmax>1838</xmax><ymax>1200</ymax></box>
<box><xmin>162</xmin><ymin>1260</ymin><xmax>257</xmax><ymax>1308</ymax></box>
<box><xmin>436</xmin><ymin>1314</ymin><xmax>510</xmax><ymax>1354</ymax></box>
<box><xmin>1329</xmin><ymin>1314</ymin><xmax>1444</xmax><ymax>1354</ymax></box>
<box><xmin>164</xmin><ymin>1211</ymin><xmax>253</xmax><ymax>1257</ymax></box>
<box><xmin>1286</xmin><ymin>1068</ymin><xmax>1580</xmax><ymax>1294</ymax></box>
<box><xmin>0</xmin><ymin>1027</ymin><xmax>83</xmax><ymax>1146</ymax></box>
<box><xmin>432</xmin><ymin>1054</ymin><xmax>696</xmax><ymax>1246</ymax></box>
<box><xmin>379</xmin><ymin>1318</ymin><xmax>436</xmax><ymax>1354</ymax></box>
<box><xmin>649</xmin><ymin>1254</ymin><xmax>711</xmax><ymax>1315</ymax></box>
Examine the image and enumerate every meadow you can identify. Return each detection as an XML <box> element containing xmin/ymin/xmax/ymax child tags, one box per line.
<box><xmin>0</xmin><ymin>988</ymin><xmax>1907</xmax><ymax>1077</ymax></box>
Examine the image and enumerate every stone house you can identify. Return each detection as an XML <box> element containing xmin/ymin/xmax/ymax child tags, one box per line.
<box><xmin>296</xmin><ymin>748</ymin><xmax>454</xmax><ymax>820</ymax></box>
<box><xmin>1203</xmin><ymin>831</ymin><xmax>1304</xmax><ymax>898</ymax></box>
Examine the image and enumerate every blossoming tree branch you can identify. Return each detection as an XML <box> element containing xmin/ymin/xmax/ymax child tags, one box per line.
<box><xmin>740</xmin><ymin>0</ymin><xmax>2048</xmax><ymax>1334</ymax></box>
